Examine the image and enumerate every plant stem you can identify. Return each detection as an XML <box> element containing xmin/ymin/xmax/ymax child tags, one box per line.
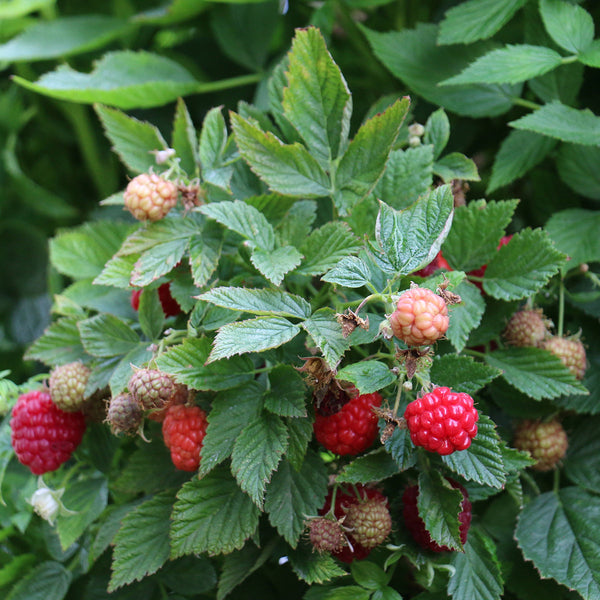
<box><xmin>557</xmin><ymin>278</ymin><xmax>565</xmax><ymax>337</ymax></box>
<box><xmin>512</xmin><ymin>97</ymin><xmax>541</xmax><ymax>111</ymax></box>
<box><xmin>553</xmin><ymin>468</ymin><xmax>561</xmax><ymax>494</ymax></box>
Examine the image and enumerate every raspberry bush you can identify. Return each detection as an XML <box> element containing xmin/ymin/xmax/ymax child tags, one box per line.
<box><xmin>1</xmin><ymin>4</ymin><xmax>600</xmax><ymax>600</ymax></box>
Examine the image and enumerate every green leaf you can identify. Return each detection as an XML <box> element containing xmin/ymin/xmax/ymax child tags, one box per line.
<box><xmin>546</xmin><ymin>208</ymin><xmax>600</xmax><ymax>265</ymax></box>
<box><xmin>264</xmin><ymin>365</ymin><xmax>307</xmax><ymax>417</ymax></box>
<box><xmin>438</xmin><ymin>0</ymin><xmax>527</xmax><ymax>45</ymax></box>
<box><xmin>109</xmin><ymin>490</ymin><xmax>175</xmax><ymax>591</ymax></box>
<box><xmin>265</xmin><ymin>452</ymin><xmax>328</xmax><ymax>547</ymax></box>
<box><xmin>109</xmin><ymin>344</ymin><xmax>154</xmax><ymax>395</ymax></box>
<box><xmin>251</xmin><ymin>245</ymin><xmax>303</xmax><ymax>286</ymax></box>
<box><xmin>208</xmin><ymin>316</ymin><xmax>300</xmax><ymax>362</ymax></box>
<box><xmin>94</xmin><ymin>254</ymin><xmax>138</xmax><ymax>289</ymax></box>
<box><xmin>516</xmin><ymin>488</ymin><xmax>600</xmax><ymax>600</ymax></box>
<box><xmin>189</xmin><ymin>227</ymin><xmax>222</xmax><ymax>288</ymax></box>
<box><xmin>289</xmin><ymin>544</ymin><xmax>347</xmax><ymax>584</ymax></box>
<box><xmin>557</xmin><ymin>144</ymin><xmax>600</xmax><ymax>200</ymax></box>
<box><xmin>78</xmin><ymin>314</ymin><xmax>139</xmax><ymax>358</ymax></box>
<box><xmin>333</xmin><ymin>98</ymin><xmax>410</xmax><ymax>215</ymax></box>
<box><xmin>482</xmin><ymin>229</ymin><xmax>566</xmax><ymax>300</ymax></box>
<box><xmin>509</xmin><ymin>101</ymin><xmax>600</xmax><ymax>146</ymax></box>
<box><xmin>199</xmin><ymin>106</ymin><xmax>229</xmax><ymax>178</ymax></box>
<box><xmin>171</xmin><ymin>467</ymin><xmax>260</xmax><ymax>557</ymax></box>
<box><xmin>488</xmin><ymin>130</ymin><xmax>557</xmax><ymax>193</ymax></box>
<box><xmin>276</xmin><ymin>199</ymin><xmax>317</xmax><ymax>248</ymax></box>
<box><xmin>137</xmin><ymin>288</ymin><xmax>165</xmax><ymax>340</ymax></box>
<box><xmin>384</xmin><ymin>426</ymin><xmax>416</xmax><ymax>472</ymax></box>
<box><xmin>321</xmin><ymin>255</ymin><xmax>372</xmax><ymax>289</ymax></box>
<box><xmin>336</xmin><ymin>361</ymin><xmax>395</xmax><ymax>394</ymax></box>
<box><xmin>540</xmin><ymin>0</ymin><xmax>595</xmax><ymax>54</ymax></box>
<box><xmin>171</xmin><ymin>98</ymin><xmax>198</xmax><ymax>176</ymax></box>
<box><xmin>230</xmin><ymin>112</ymin><xmax>331</xmax><ymax>197</ymax></box>
<box><xmin>446</xmin><ymin>281</ymin><xmax>487</xmax><ymax>353</ymax></box>
<box><xmin>302</xmin><ymin>308</ymin><xmax>349</xmax><ymax>368</ymax></box>
<box><xmin>448</xmin><ymin>528</ymin><xmax>504</xmax><ymax>600</ymax></box>
<box><xmin>286</xmin><ymin>416</ymin><xmax>314</xmax><ymax>471</ymax></box>
<box><xmin>564</xmin><ymin>418</ymin><xmax>600</xmax><ymax>493</ymax></box>
<box><xmin>0</xmin><ymin>0</ymin><xmax>54</xmax><ymax>19</ymax></box>
<box><xmin>7</xmin><ymin>561</ymin><xmax>71</xmax><ymax>600</ymax></box>
<box><xmin>24</xmin><ymin>317</ymin><xmax>84</xmax><ymax>366</ymax></box>
<box><xmin>485</xmin><ymin>347</ymin><xmax>588</xmax><ymax>399</ymax></box>
<box><xmin>159</xmin><ymin>556</ymin><xmax>216</xmax><ymax>597</ymax></box>
<box><xmin>424</xmin><ymin>108</ymin><xmax>449</xmax><ymax>159</ymax></box>
<box><xmin>442</xmin><ymin>414</ymin><xmax>506</xmax><ymax>489</ymax></box>
<box><xmin>155</xmin><ymin>337</ymin><xmax>255</xmax><ymax>391</ymax></box>
<box><xmin>231</xmin><ymin>411</ymin><xmax>288</xmax><ymax>507</ymax></box>
<box><xmin>351</xmin><ymin>561</ymin><xmax>391</xmax><ymax>590</ymax></box>
<box><xmin>282</xmin><ymin>26</ymin><xmax>352</xmax><ymax>164</ymax></box>
<box><xmin>0</xmin><ymin>15</ymin><xmax>130</xmax><ymax>62</ymax></box>
<box><xmin>216</xmin><ymin>543</ymin><xmax>271</xmax><ymax>600</ymax></box>
<box><xmin>337</xmin><ymin>448</ymin><xmax>399</xmax><ymax>484</ymax></box>
<box><xmin>442</xmin><ymin>199</ymin><xmax>518</xmax><ymax>272</ymax></box>
<box><xmin>434</xmin><ymin>152</ymin><xmax>480</xmax><ymax>183</ymax></box>
<box><xmin>554</xmin><ymin>366</ymin><xmax>600</xmax><ymax>415</ymax></box>
<box><xmin>441</xmin><ymin>45</ymin><xmax>562</xmax><ymax>86</ymax></box>
<box><xmin>579</xmin><ymin>39</ymin><xmax>600</xmax><ymax>68</ymax></box>
<box><xmin>375</xmin><ymin>185</ymin><xmax>454</xmax><ymax>275</ymax></box>
<box><xmin>431</xmin><ymin>354</ymin><xmax>501</xmax><ymax>395</ymax></box>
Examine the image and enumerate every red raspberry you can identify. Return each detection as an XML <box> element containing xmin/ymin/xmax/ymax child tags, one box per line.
<box><xmin>128</xmin><ymin>368</ymin><xmax>176</xmax><ymax>411</ymax></box>
<box><xmin>390</xmin><ymin>287</ymin><xmax>449</xmax><ymax>346</ymax></box>
<box><xmin>503</xmin><ymin>308</ymin><xmax>551</xmax><ymax>348</ymax></box>
<box><xmin>404</xmin><ymin>386</ymin><xmax>478</xmax><ymax>455</ymax></box>
<box><xmin>313</xmin><ymin>392</ymin><xmax>382</xmax><ymax>455</ymax></box>
<box><xmin>402</xmin><ymin>479</ymin><xmax>472</xmax><ymax>552</ymax></box>
<box><xmin>344</xmin><ymin>494</ymin><xmax>392</xmax><ymax>549</ymax></box>
<box><xmin>539</xmin><ymin>336</ymin><xmax>587</xmax><ymax>380</ymax></box>
<box><xmin>106</xmin><ymin>393</ymin><xmax>144</xmax><ymax>436</ymax></box>
<box><xmin>162</xmin><ymin>404</ymin><xmax>208</xmax><ymax>471</ymax></box>
<box><xmin>468</xmin><ymin>234</ymin><xmax>512</xmax><ymax>292</ymax></box>
<box><xmin>307</xmin><ymin>517</ymin><xmax>347</xmax><ymax>553</ymax></box>
<box><xmin>513</xmin><ymin>419</ymin><xmax>568</xmax><ymax>471</ymax></box>
<box><xmin>48</xmin><ymin>361</ymin><xmax>91</xmax><ymax>412</ymax></box>
<box><xmin>10</xmin><ymin>390</ymin><xmax>86</xmax><ymax>475</ymax></box>
<box><xmin>131</xmin><ymin>282</ymin><xmax>181</xmax><ymax>318</ymax></box>
<box><xmin>415</xmin><ymin>251</ymin><xmax>452</xmax><ymax>278</ymax></box>
<box><xmin>124</xmin><ymin>173</ymin><xmax>178</xmax><ymax>221</ymax></box>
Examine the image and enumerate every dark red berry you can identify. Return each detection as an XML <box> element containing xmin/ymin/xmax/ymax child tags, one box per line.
<box><xmin>415</xmin><ymin>251</ymin><xmax>451</xmax><ymax>278</ymax></box>
<box><xmin>162</xmin><ymin>404</ymin><xmax>208</xmax><ymax>471</ymax></box>
<box><xmin>131</xmin><ymin>282</ymin><xmax>181</xmax><ymax>317</ymax></box>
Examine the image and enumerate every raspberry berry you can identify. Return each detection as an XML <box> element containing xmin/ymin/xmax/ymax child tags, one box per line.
<box><xmin>313</xmin><ymin>392</ymin><xmax>382</xmax><ymax>455</ymax></box>
<box><xmin>307</xmin><ymin>517</ymin><xmax>347</xmax><ymax>553</ymax></box>
<box><xmin>106</xmin><ymin>393</ymin><xmax>144</xmax><ymax>436</ymax></box>
<box><xmin>539</xmin><ymin>335</ymin><xmax>587</xmax><ymax>380</ymax></box>
<box><xmin>128</xmin><ymin>368</ymin><xmax>176</xmax><ymax>411</ymax></box>
<box><xmin>415</xmin><ymin>251</ymin><xmax>451</xmax><ymax>278</ymax></box>
<box><xmin>403</xmin><ymin>479</ymin><xmax>472</xmax><ymax>552</ymax></box>
<box><xmin>513</xmin><ymin>419</ymin><xmax>568</xmax><ymax>471</ymax></box>
<box><xmin>404</xmin><ymin>386</ymin><xmax>478</xmax><ymax>455</ymax></box>
<box><xmin>124</xmin><ymin>173</ymin><xmax>178</xmax><ymax>221</ymax></box>
<box><xmin>344</xmin><ymin>494</ymin><xmax>392</xmax><ymax>549</ymax></box>
<box><xmin>10</xmin><ymin>390</ymin><xmax>86</xmax><ymax>475</ymax></box>
<box><xmin>503</xmin><ymin>308</ymin><xmax>551</xmax><ymax>348</ymax></box>
<box><xmin>131</xmin><ymin>282</ymin><xmax>181</xmax><ymax>318</ymax></box>
<box><xmin>390</xmin><ymin>287</ymin><xmax>449</xmax><ymax>346</ymax></box>
<box><xmin>48</xmin><ymin>362</ymin><xmax>91</xmax><ymax>412</ymax></box>
<box><xmin>147</xmin><ymin>383</ymin><xmax>189</xmax><ymax>423</ymax></box>
<box><xmin>162</xmin><ymin>404</ymin><xmax>208</xmax><ymax>471</ymax></box>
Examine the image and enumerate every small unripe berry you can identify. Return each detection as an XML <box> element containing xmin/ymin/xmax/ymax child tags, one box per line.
<box><xmin>307</xmin><ymin>517</ymin><xmax>347</xmax><ymax>553</ymax></box>
<box><xmin>503</xmin><ymin>309</ymin><xmax>551</xmax><ymax>348</ymax></box>
<box><xmin>106</xmin><ymin>393</ymin><xmax>143</xmax><ymax>436</ymax></box>
<box><xmin>128</xmin><ymin>368</ymin><xmax>176</xmax><ymax>411</ymax></box>
<box><xmin>513</xmin><ymin>419</ymin><xmax>568</xmax><ymax>471</ymax></box>
<box><xmin>124</xmin><ymin>173</ymin><xmax>178</xmax><ymax>221</ymax></box>
<box><xmin>49</xmin><ymin>362</ymin><xmax>91</xmax><ymax>412</ymax></box>
<box><xmin>539</xmin><ymin>336</ymin><xmax>587</xmax><ymax>380</ymax></box>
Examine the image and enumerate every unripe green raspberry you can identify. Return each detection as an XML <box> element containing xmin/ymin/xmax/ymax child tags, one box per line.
<box><xmin>128</xmin><ymin>368</ymin><xmax>176</xmax><ymax>411</ymax></box>
<box><xmin>49</xmin><ymin>362</ymin><xmax>91</xmax><ymax>412</ymax></box>
<box><xmin>344</xmin><ymin>496</ymin><xmax>392</xmax><ymax>549</ymax></box>
<box><xmin>124</xmin><ymin>173</ymin><xmax>178</xmax><ymax>221</ymax></box>
<box><xmin>503</xmin><ymin>308</ymin><xmax>551</xmax><ymax>348</ymax></box>
<box><xmin>539</xmin><ymin>336</ymin><xmax>587</xmax><ymax>380</ymax></box>
<box><xmin>513</xmin><ymin>419</ymin><xmax>568</xmax><ymax>471</ymax></box>
<box><xmin>106</xmin><ymin>393</ymin><xmax>143</xmax><ymax>436</ymax></box>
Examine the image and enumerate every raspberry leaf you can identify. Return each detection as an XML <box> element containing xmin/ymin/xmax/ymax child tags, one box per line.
<box><xmin>199</xmin><ymin>106</ymin><xmax>234</xmax><ymax>190</ymax></box>
<box><xmin>137</xmin><ymin>288</ymin><xmax>164</xmax><ymax>340</ymax></box>
<box><xmin>217</xmin><ymin>543</ymin><xmax>272</xmax><ymax>600</ymax></box>
<box><xmin>264</xmin><ymin>366</ymin><xmax>307</xmax><ymax>418</ymax></box>
<box><xmin>350</xmin><ymin>561</ymin><xmax>391</xmax><ymax>590</ymax></box>
<box><xmin>563</xmin><ymin>418</ymin><xmax>600</xmax><ymax>494</ymax></box>
<box><xmin>94</xmin><ymin>254</ymin><xmax>138</xmax><ymax>289</ymax></box>
<box><xmin>189</xmin><ymin>224</ymin><xmax>222</xmax><ymax>288</ymax></box>
<box><xmin>288</xmin><ymin>545</ymin><xmax>346</xmax><ymax>584</ymax></box>
<box><xmin>424</xmin><ymin>108</ymin><xmax>449</xmax><ymax>159</ymax></box>
<box><xmin>431</xmin><ymin>354</ymin><xmax>501</xmax><ymax>396</ymax></box>
<box><xmin>24</xmin><ymin>317</ymin><xmax>85</xmax><ymax>366</ymax></box>
<box><xmin>539</xmin><ymin>0</ymin><xmax>594</xmax><ymax>55</ymax></box>
<box><xmin>445</xmin><ymin>280</ymin><xmax>486</xmax><ymax>353</ymax></box>
<box><xmin>556</xmin><ymin>144</ymin><xmax>600</xmax><ymax>200</ymax></box>
<box><xmin>171</xmin><ymin>98</ymin><xmax>197</xmax><ymax>176</ymax></box>
<box><xmin>322</xmin><ymin>255</ymin><xmax>372</xmax><ymax>289</ymax></box>
<box><xmin>433</xmin><ymin>152</ymin><xmax>480</xmax><ymax>183</ymax></box>
<box><xmin>337</xmin><ymin>449</ymin><xmax>399</xmax><ymax>484</ymax></box>
<box><xmin>6</xmin><ymin>561</ymin><xmax>71</xmax><ymax>600</ymax></box>
<box><xmin>384</xmin><ymin>426</ymin><xmax>417</xmax><ymax>472</ymax></box>
<box><xmin>546</xmin><ymin>208</ymin><xmax>600</xmax><ymax>267</ymax></box>
<box><xmin>336</xmin><ymin>360</ymin><xmax>396</xmax><ymax>395</ymax></box>
<box><xmin>286</xmin><ymin>416</ymin><xmax>314</xmax><ymax>471</ymax></box>
<box><xmin>302</xmin><ymin>308</ymin><xmax>350</xmax><ymax>368</ymax></box>
<box><xmin>79</xmin><ymin>314</ymin><xmax>139</xmax><ymax>357</ymax></box>
<box><xmin>250</xmin><ymin>246</ymin><xmax>303</xmax><ymax>286</ymax></box>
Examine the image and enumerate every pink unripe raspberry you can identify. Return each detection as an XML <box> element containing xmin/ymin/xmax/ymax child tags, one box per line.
<box><xmin>503</xmin><ymin>308</ymin><xmax>551</xmax><ymax>348</ymax></box>
<box><xmin>124</xmin><ymin>173</ymin><xmax>178</xmax><ymax>221</ymax></box>
<box><xmin>390</xmin><ymin>287</ymin><xmax>449</xmax><ymax>346</ymax></box>
<box><xmin>513</xmin><ymin>419</ymin><xmax>568</xmax><ymax>471</ymax></box>
<box><xmin>307</xmin><ymin>517</ymin><xmax>347</xmax><ymax>553</ymax></box>
<box><xmin>539</xmin><ymin>336</ymin><xmax>587</xmax><ymax>380</ymax></box>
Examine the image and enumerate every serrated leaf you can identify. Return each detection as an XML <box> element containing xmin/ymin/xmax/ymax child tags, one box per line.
<box><xmin>563</xmin><ymin>418</ymin><xmax>600</xmax><ymax>493</ymax></box>
<box><xmin>540</xmin><ymin>0</ymin><xmax>595</xmax><ymax>55</ymax></box>
<box><xmin>336</xmin><ymin>361</ymin><xmax>395</xmax><ymax>395</ymax></box>
<box><xmin>482</xmin><ymin>229</ymin><xmax>565</xmax><ymax>300</ymax></box>
<box><xmin>510</xmin><ymin>101</ymin><xmax>600</xmax><ymax>146</ymax></box>
<box><xmin>431</xmin><ymin>354</ymin><xmax>500</xmax><ymax>395</ymax></box>
<box><xmin>438</xmin><ymin>0</ymin><xmax>527</xmax><ymax>45</ymax></box>
<box><xmin>109</xmin><ymin>490</ymin><xmax>175</xmax><ymax>591</ymax></box>
<box><xmin>442</xmin><ymin>414</ymin><xmax>506</xmax><ymax>489</ymax></box>
<box><xmin>199</xmin><ymin>106</ymin><xmax>228</xmax><ymax>169</ymax></box>
<box><xmin>351</xmin><ymin>561</ymin><xmax>391</xmax><ymax>591</ymax></box>
<box><xmin>289</xmin><ymin>543</ymin><xmax>347</xmax><ymax>584</ymax></box>
<box><xmin>159</xmin><ymin>556</ymin><xmax>216</xmax><ymax>596</ymax></box>
<box><xmin>302</xmin><ymin>308</ymin><xmax>349</xmax><ymax>368</ymax></box>
<box><xmin>424</xmin><ymin>108</ymin><xmax>449</xmax><ymax>159</ymax></box>
<box><xmin>333</xmin><ymin>98</ymin><xmax>410</xmax><ymax>215</ymax></box>
<box><xmin>6</xmin><ymin>561</ymin><xmax>71</xmax><ymax>600</ymax></box>
<box><xmin>321</xmin><ymin>255</ymin><xmax>372</xmax><ymax>289</ymax></box>
<box><xmin>231</xmin><ymin>412</ymin><xmax>288</xmax><ymax>507</ymax></box>
<box><xmin>546</xmin><ymin>208</ymin><xmax>600</xmax><ymax>266</ymax></box>
<box><xmin>337</xmin><ymin>448</ymin><xmax>399</xmax><ymax>484</ymax></box>
<box><xmin>171</xmin><ymin>98</ymin><xmax>198</xmax><ymax>175</ymax></box>
<box><xmin>282</xmin><ymin>26</ymin><xmax>352</xmax><ymax>164</ymax></box>
<box><xmin>286</xmin><ymin>416</ymin><xmax>314</xmax><ymax>471</ymax></box>
<box><xmin>265</xmin><ymin>452</ymin><xmax>328</xmax><ymax>547</ymax></box>
<box><xmin>94</xmin><ymin>254</ymin><xmax>138</xmax><ymax>289</ymax></box>
<box><xmin>109</xmin><ymin>343</ymin><xmax>153</xmax><ymax>395</ymax></box>
<box><xmin>24</xmin><ymin>317</ymin><xmax>85</xmax><ymax>366</ymax></box>
<box><xmin>189</xmin><ymin>227</ymin><xmax>222</xmax><ymax>288</ymax></box>
<box><xmin>251</xmin><ymin>245</ymin><xmax>303</xmax><ymax>286</ymax></box>
<box><xmin>216</xmin><ymin>543</ymin><xmax>270</xmax><ymax>600</ymax></box>
<box><xmin>137</xmin><ymin>288</ymin><xmax>165</xmax><ymax>340</ymax></box>
<box><xmin>208</xmin><ymin>316</ymin><xmax>300</xmax><ymax>362</ymax></box>
<box><xmin>170</xmin><ymin>467</ymin><xmax>260</xmax><ymax>557</ymax></box>
<box><xmin>553</xmin><ymin>365</ymin><xmax>600</xmax><ymax>415</ymax></box>
<box><xmin>445</xmin><ymin>280</ymin><xmax>487</xmax><ymax>353</ymax></box>
<box><xmin>579</xmin><ymin>39</ymin><xmax>600</xmax><ymax>68</ymax></box>
<box><xmin>383</xmin><ymin>426</ymin><xmax>416</xmax><ymax>472</ymax></box>
<box><xmin>78</xmin><ymin>314</ymin><xmax>139</xmax><ymax>358</ymax></box>
<box><xmin>448</xmin><ymin>528</ymin><xmax>504</xmax><ymax>600</ymax></box>
<box><xmin>557</xmin><ymin>143</ymin><xmax>600</xmax><ymax>200</ymax></box>
<box><xmin>90</xmin><ymin>502</ymin><xmax>143</xmax><ymax>563</ymax></box>
<box><xmin>485</xmin><ymin>347</ymin><xmax>588</xmax><ymax>399</ymax></box>
<box><xmin>434</xmin><ymin>152</ymin><xmax>480</xmax><ymax>182</ymax></box>
<box><xmin>264</xmin><ymin>365</ymin><xmax>307</xmax><ymax>417</ymax></box>
<box><xmin>516</xmin><ymin>488</ymin><xmax>600</xmax><ymax>600</ymax></box>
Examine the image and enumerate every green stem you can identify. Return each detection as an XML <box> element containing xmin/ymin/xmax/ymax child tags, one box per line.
<box><xmin>561</xmin><ymin>55</ymin><xmax>579</xmax><ymax>64</ymax></box>
<box><xmin>196</xmin><ymin>72</ymin><xmax>263</xmax><ymax>94</ymax></box>
<box><xmin>557</xmin><ymin>278</ymin><xmax>565</xmax><ymax>338</ymax></box>
<box><xmin>521</xmin><ymin>470</ymin><xmax>541</xmax><ymax>496</ymax></box>
<box><xmin>553</xmin><ymin>468</ymin><xmax>561</xmax><ymax>494</ymax></box>
<box><xmin>392</xmin><ymin>376</ymin><xmax>405</xmax><ymax>417</ymax></box>
<box><xmin>512</xmin><ymin>97</ymin><xmax>542</xmax><ymax>111</ymax></box>
<box><xmin>463</xmin><ymin>348</ymin><xmax>486</xmax><ymax>359</ymax></box>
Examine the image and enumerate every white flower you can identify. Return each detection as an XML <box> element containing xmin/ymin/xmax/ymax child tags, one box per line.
<box><xmin>28</xmin><ymin>478</ymin><xmax>76</xmax><ymax>526</ymax></box>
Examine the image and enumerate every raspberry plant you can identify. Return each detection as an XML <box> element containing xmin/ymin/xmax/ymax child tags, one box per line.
<box><xmin>2</xmin><ymin>5</ymin><xmax>600</xmax><ymax>600</ymax></box>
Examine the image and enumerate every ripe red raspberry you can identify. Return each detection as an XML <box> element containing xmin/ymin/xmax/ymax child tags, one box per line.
<box><xmin>128</xmin><ymin>368</ymin><xmax>176</xmax><ymax>411</ymax></box>
<box><xmin>539</xmin><ymin>336</ymin><xmax>587</xmax><ymax>380</ymax></box>
<box><xmin>503</xmin><ymin>308</ymin><xmax>551</xmax><ymax>348</ymax></box>
<box><xmin>162</xmin><ymin>404</ymin><xmax>208</xmax><ymax>471</ymax></box>
<box><xmin>48</xmin><ymin>362</ymin><xmax>91</xmax><ymax>412</ymax></box>
<box><xmin>468</xmin><ymin>234</ymin><xmax>512</xmax><ymax>292</ymax></box>
<box><xmin>402</xmin><ymin>479</ymin><xmax>472</xmax><ymax>552</ymax></box>
<box><xmin>513</xmin><ymin>419</ymin><xmax>568</xmax><ymax>471</ymax></box>
<box><xmin>131</xmin><ymin>282</ymin><xmax>181</xmax><ymax>318</ymax></box>
<box><xmin>106</xmin><ymin>393</ymin><xmax>143</xmax><ymax>436</ymax></box>
<box><xmin>344</xmin><ymin>494</ymin><xmax>392</xmax><ymax>549</ymax></box>
<box><xmin>313</xmin><ymin>392</ymin><xmax>382</xmax><ymax>455</ymax></box>
<box><xmin>390</xmin><ymin>287</ymin><xmax>449</xmax><ymax>346</ymax></box>
<box><xmin>415</xmin><ymin>251</ymin><xmax>452</xmax><ymax>278</ymax></box>
<box><xmin>404</xmin><ymin>386</ymin><xmax>478</xmax><ymax>455</ymax></box>
<box><xmin>10</xmin><ymin>390</ymin><xmax>86</xmax><ymax>475</ymax></box>
<box><xmin>307</xmin><ymin>517</ymin><xmax>347</xmax><ymax>553</ymax></box>
<box><xmin>124</xmin><ymin>173</ymin><xmax>178</xmax><ymax>221</ymax></box>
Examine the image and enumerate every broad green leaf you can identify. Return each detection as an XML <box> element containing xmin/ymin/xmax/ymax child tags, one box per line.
<box><xmin>189</xmin><ymin>226</ymin><xmax>222</xmax><ymax>287</ymax></box>
<box><xmin>516</xmin><ymin>488</ymin><xmax>600</xmax><ymax>600</ymax></box>
<box><xmin>250</xmin><ymin>245</ymin><xmax>303</xmax><ymax>286</ymax></box>
<box><xmin>231</xmin><ymin>412</ymin><xmax>288</xmax><ymax>507</ymax></box>
<box><xmin>170</xmin><ymin>467</ymin><xmax>260</xmax><ymax>557</ymax></box>
<box><xmin>564</xmin><ymin>418</ymin><xmax>600</xmax><ymax>493</ymax></box>
<box><xmin>434</xmin><ymin>152</ymin><xmax>480</xmax><ymax>183</ymax></box>
<box><xmin>159</xmin><ymin>556</ymin><xmax>216</xmax><ymax>597</ymax></box>
<box><xmin>78</xmin><ymin>314</ymin><xmax>139</xmax><ymax>358</ymax></box>
<box><xmin>384</xmin><ymin>426</ymin><xmax>416</xmax><ymax>472</ymax></box>
<box><xmin>509</xmin><ymin>101</ymin><xmax>600</xmax><ymax>146</ymax></box>
<box><xmin>553</xmin><ymin>366</ymin><xmax>600</xmax><ymax>415</ymax></box>
<box><xmin>6</xmin><ymin>561</ymin><xmax>71</xmax><ymax>600</ymax></box>
<box><xmin>93</xmin><ymin>254</ymin><xmax>138</xmax><ymax>289</ymax></box>
<box><xmin>276</xmin><ymin>199</ymin><xmax>317</xmax><ymax>248</ymax></box>
<box><xmin>579</xmin><ymin>39</ymin><xmax>600</xmax><ymax>68</ymax></box>
<box><xmin>540</xmin><ymin>0</ymin><xmax>595</xmax><ymax>54</ymax></box>
<box><xmin>24</xmin><ymin>317</ymin><xmax>84</xmax><ymax>366</ymax></box>
<box><xmin>230</xmin><ymin>112</ymin><xmax>331</xmax><ymax>197</ymax></box>
<box><xmin>199</xmin><ymin>286</ymin><xmax>311</xmax><ymax>319</ymax></box>
<box><xmin>441</xmin><ymin>45</ymin><xmax>563</xmax><ymax>86</ymax></box>
<box><xmin>333</xmin><ymin>98</ymin><xmax>409</xmax><ymax>215</ymax></box>
<box><xmin>297</xmin><ymin>222</ymin><xmax>361</xmax><ymax>276</ymax></box>
<box><xmin>136</xmin><ymin>288</ymin><xmax>164</xmax><ymax>341</ymax></box>
<box><xmin>0</xmin><ymin>555</ymin><xmax>37</xmax><ymax>590</ymax></box>
<box><xmin>199</xmin><ymin>106</ymin><xmax>229</xmax><ymax>172</ymax></box>
<box><xmin>337</xmin><ymin>449</ymin><xmax>399</xmax><ymax>484</ymax></box>
<box><xmin>483</xmin><ymin>229</ymin><xmax>565</xmax><ymax>300</ymax></box>
<box><xmin>131</xmin><ymin>239</ymin><xmax>189</xmax><ymax>287</ymax></box>
<box><xmin>448</xmin><ymin>528</ymin><xmax>504</xmax><ymax>600</ymax></box>
<box><xmin>286</xmin><ymin>416</ymin><xmax>314</xmax><ymax>471</ymax></box>
<box><xmin>442</xmin><ymin>414</ymin><xmax>506</xmax><ymax>489</ymax></box>
<box><xmin>302</xmin><ymin>308</ymin><xmax>349</xmax><ymax>368</ymax></box>
<box><xmin>374</xmin><ymin>145</ymin><xmax>434</xmax><ymax>210</ymax></box>
<box><xmin>109</xmin><ymin>490</ymin><xmax>175</xmax><ymax>591</ymax></box>
<box><xmin>431</xmin><ymin>354</ymin><xmax>501</xmax><ymax>395</ymax></box>
<box><xmin>485</xmin><ymin>347</ymin><xmax>588</xmax><ymax>399</ymax></box>
<box><xmin>336</xmin><ymin>361</ymin><xmax>395</xmax><ymax>394</ymax></box>
<box><xmin>0</xmin><ymin>0</ymin><xmax>54</xmax><ymax>19</ymax></box>
<box><xmin>171</xmin><ymin>98</ymin><xmax>198</xmax><ymax>175</ymax></box>
<box><xmin>217</xmin><ymin>543</ymin><xmax>271</xmax><ymax>600</ymax></box>
<box><xmin>289</xmin><ymin>544</ymin><xmax>347</xmax><ymax>584</ymax></box>
<box><xmin>321</xmin><ymin>255</ymin><xmax>372</xmax><ymax>289</ymax></box>
<box><xmin>264</xmin><ymin>365</ymin><xmax>307</xmax><ymax>418</ymax></box>
<box><xmin>438</xmin><ymin>0</ymin><xmax>527</xmax><ymax>45</ymax></box>
<box><xmin>282</xmin><ymin>26</ymin><xmax>352</xmax><ymax>164</ymax></box>
<box><xmin>265</xmin><ymin>453</ymin><xmax>328</xmax><ymax>547</ymax></box>
<box><xmin>155</xmin><ymin>337</ymin><xmax>255</xmax><ymax>391</ymax></box>
<box><xmin>90</xmin><ymin>502</ymin><xmax>143</xmax><ymax>563</ymax></box>
<box><xmin>424</xmin><ymin>108</ymin><xmax>449</xmax><ymax>159</ymax></box>
<box><xmin>351</xmin><ymin>563</ymin><xmax>391</xmax><ymax>593</ymax></box>
<box><xmin>546</xmin><ymin>208</ymin><xmax>600</xmax><ymax>265</ymax></box>
<box><xmin>109</xmin><ymin>344</ymin><xmax>153</xmax><ymax>395</ymax></box>
<box><xmin>557</xmin><ymin>144</ymin><xmax>600</xmax><ymax>200</ymax></box>
<box><xmin>488</xmin><ymin>130</ymin><xmax>557</xmax><ymax>193</ymax></box>
<box><xmin>446</xmin><ymin>280</ymin><xmax>486</xmax><ymax>353</ymax></box>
